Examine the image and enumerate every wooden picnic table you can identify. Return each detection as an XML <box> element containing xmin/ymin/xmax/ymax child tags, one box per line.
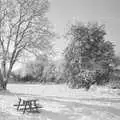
<box><xmin>15</xmin><ymin>97</ymin><xmax>42</xmax><ymax>114</ymax></box>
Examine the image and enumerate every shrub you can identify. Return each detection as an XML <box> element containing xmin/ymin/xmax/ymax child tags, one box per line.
<box><xmin>21</xmin><ymin>74</ymin><xmax>35</xmax><ymax>82</ymax></box>
<box><xmin>108</xmin><ymin>80</ymin><xmax>120</xmax><ymax>89</ymax></box>
<box><xmin>67</xmin><ymin>70</ymin><xmax>95</xmax><ymax>90</ymax></box>
<box><xmin>108</xmin><ymin>70</ymin><xmax>120</xmax><ymax>89</ymax></box>
<box><xmin>95</xmin><ymin>69</ymin><xmax>112</xmax><ymax>85</ymax></box>
<box><xmin>10</xmin><ymin>72</ymin><xmax>21</xmax><ymax>82</ymax></box>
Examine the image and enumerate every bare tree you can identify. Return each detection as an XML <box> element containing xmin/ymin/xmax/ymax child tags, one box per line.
<box><xmin>0</xmin><ymin>0</ymin><xmax>54</xmax><ymax>89</ymax></box>
<box><xmin>25</xmin><ymin>54</ymin><xmax>49</xmax><ymax>81</ymax></box>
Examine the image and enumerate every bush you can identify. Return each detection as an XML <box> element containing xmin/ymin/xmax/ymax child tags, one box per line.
<box><xmin>108</xmin><ymin>80</ymin><xmax>120</xmax><ymax>89</ymax></box>
<box><xmin>67</xmin><ymin>70</ymin><xmax>95</xmax><ymax>90</ymax></box>
<box><xmin>21</xmin><ymin>74</ymin><xmax>35</xmax><ymax>82</ymax></box>
<box><xmin>10</xmin><ymin>72</ymin><xmax>21</xmax><ymax>82</ymax></box>
<box><xmin>10</xmin><ymin>72</ymin><xmax>37</xmax><ymax>83</ymax></box>
<box><xmin>107</xmin><ymin>70</ymin><xmax>120</xmax><ymax>89</ymax></box>
<box><xmin>95</xmin><ymin>69</ymin><xmax>112</xmax><ymax>85</ymax></box>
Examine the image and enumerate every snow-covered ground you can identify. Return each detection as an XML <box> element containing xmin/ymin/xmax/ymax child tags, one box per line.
<box><xmin>0</xmin><ymin>84</ymin><xmax>120</xmax><ymax>120</ymax></box>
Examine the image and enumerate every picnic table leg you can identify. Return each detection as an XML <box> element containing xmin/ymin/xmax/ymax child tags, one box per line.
<box><xmin>28</xmin><ymin>102</ymin><xmax>32</xmax><ymax>112</ymax></box>
<box><xmin>23</xmin><ymin>101</ymin><xmax>27</xmax><ymax>114</ymax></box>
<box><xmin>34</xmin><ymin>101</ymin><xmax>38</xmax><ymax>111</ymax></box>
<box><xmin>17</xmin><ymin>98</ymin><xmax>21</xmax><ymax>111</ymax></box>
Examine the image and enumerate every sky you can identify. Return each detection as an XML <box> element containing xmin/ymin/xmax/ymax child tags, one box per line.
<box><xmin>13</xmin><ymin>0</ymin><xmax>120</xmax><ymax>70</ymax></box>
<box><xmin>47</xmin><ymin>0</ymin><xmax>120</xmax><ymax>57</ymax></box>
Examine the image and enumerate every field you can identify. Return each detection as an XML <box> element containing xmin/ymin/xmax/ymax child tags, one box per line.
<box><xmin>0</xmin><ymin>84</ymin><xmax>120</xmax><ymax>120</ymax></box>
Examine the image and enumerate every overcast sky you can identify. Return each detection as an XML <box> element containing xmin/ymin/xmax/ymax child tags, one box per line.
<box><xmin>47</xmin><ymin>0</ymin><xmax>120</xmax><ymax>56</ymax></box>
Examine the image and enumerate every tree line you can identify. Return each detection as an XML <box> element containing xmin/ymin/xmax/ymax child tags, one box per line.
<box><xmin>0</xmin><ymin>0</ymin><xmax>120</xmax><ymax>90</ymax></box>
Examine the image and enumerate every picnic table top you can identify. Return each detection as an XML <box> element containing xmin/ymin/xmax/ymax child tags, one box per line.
<box><xmin>18</xmin><ymin>96</ymin><xmax>39</xmax><ymax>101</ymax></box>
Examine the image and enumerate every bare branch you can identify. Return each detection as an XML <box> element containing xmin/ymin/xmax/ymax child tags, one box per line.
<box><xmin>16</xmin><ymin>21</ymin><xmax>31</xmax><ymax>46</ymax></box>
<box><xmin>0</xmin><ymin>37</ymin><xmax>5</xmax><ymax>53</ymax></box>
<box><xmin>0</xmin><ymin>8</ymin><xmax>7</xmax><ymax>23</ymax></box>
<box><xmin>6</xmin><ymin>24</ymin><xmax>13</xmax><ymax>55</ymax></box>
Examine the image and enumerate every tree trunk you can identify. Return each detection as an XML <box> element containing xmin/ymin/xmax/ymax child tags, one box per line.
<box><xmin>1</xmin><ymin>80</ymin><xmax>7</xmax><ymax>90</ymax></box>
<box><xmin>0</xmin><ymin>69</ymin><xmax>4</xmax><ymax>89</ymax></box>
<box><xmin>0</xmin><ymin>71</ymin><xmax>7</xmax><ymax>90</ymax></box>
<box><xmin>0</xmin><ymin>60</ymin><xmax>7</xmax><ymax>90</ymax></box>
<box><xmin>0</xmin><ymin>58</ymin><xmax>14</xmax><ymax>90</ymax></box>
